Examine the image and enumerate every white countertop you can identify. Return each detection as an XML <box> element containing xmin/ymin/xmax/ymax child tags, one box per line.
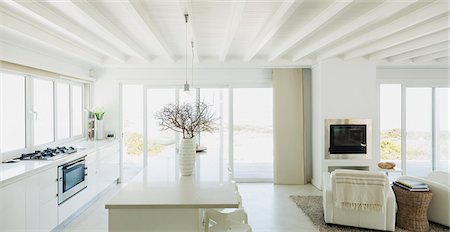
<box><xmin>105</xmin><ymin>151</ymin><xmax>239</xmax><ymax>209</ymax></box>
<box><xmin>0</xmin><ymin>139</ymin><xmax>118</xmax><ymax>188</ymax></box>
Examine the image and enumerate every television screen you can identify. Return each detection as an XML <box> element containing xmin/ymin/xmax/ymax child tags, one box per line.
<box><xmin>329</xmin><ymin>124</ymin><xmax>366</xmax><ymax>154</ymax></box>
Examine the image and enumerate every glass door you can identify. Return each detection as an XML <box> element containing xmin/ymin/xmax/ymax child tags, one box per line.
<box><xmin>145</xmin><ymin>88</ymin><xmax>177</xmax><ymax>180</ymax></box>
<box><xmin>405</xmin><ymin>87</ymin><xmax>432</xmax><ymax>176</ymax></box>
<box><xmin>233</xmin><ymin>88</ymin><xmax>273</xmax><ymax>181</ymax></box>
<box><xmin>197</xmin><ymin>88</ymin><xmax>229</xmax><ymax>181</ymax></box>
<box><xmin>121</xmin><ymin>85</ymin><xmax>144</xmax><ymax>181</ymax></box>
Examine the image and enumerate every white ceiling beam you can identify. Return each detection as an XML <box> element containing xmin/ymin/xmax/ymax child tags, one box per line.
<box><xmin>435</xmin><ymin>56</ymin><xmax>449</xmax><ymax>62</ymax></box>
<box><xmin>268</xmin><ymin>0</ymin><xmax>353</xmax><ymax>62</ymax></box>
<box><xmin>388</xmin><ymin>41</ymin><xmax>449</xmax><ymax>62</ymax></box>
<box><xmin>291</xmin><ymin>0</ymin><xmax>417</xmax><ymax>62</ymax></box>
<box><xmin>70</xmin><ymin>0</ymin><xmax>151</xmax><ymax>62</ymax></box>
<box><xmin>125</xmin><ymin>0</ymin><xmax>175</xmax><ymax>62</ymax></box>
<box><xmin>369</xmin><ymin>29</ymin><xmax>449</xmax><ymax>60</ymax></box>
<box><xmin>344</xmin><ymin>14</ymin><xmax>449</xmax><ymax>60</ymax></box>
<box><xmin>244</xmin><ymin>0</ymin><xmax>303</xmax><ymax>62</ymax></box>
<box><xmin>318</xmin><ymin>1</ymin><xmax>448</xmax><ymax>60</ymax></box>
<box><xmin>0</xmin><ymin>10</ymin><xmax>103</xmax><ymax>64</ymax></box>
<box><xmin>178</xmin><ymin>0</ymin><xmax>200</xmax><ymax>63</ymax></box>
<box><xmin>12</xmin><ymin>1</ymin><xmax>127</xmax><ymax>62</ymax></box>
<box><xmin>219</xmin><ymin>0</ymin><xmax>246</xmax><ymax>62</ymax></box>
<box><xmin>412</xmin><ymin>50</ymin><xmax>449</xmax><ymax>63</ymax></box>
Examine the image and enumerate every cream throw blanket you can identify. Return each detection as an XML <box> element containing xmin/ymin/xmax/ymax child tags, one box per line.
<box><xmin>333</xmin><ymin>170</ymin><xmax>387</xmax><ymax>212</ymax></box>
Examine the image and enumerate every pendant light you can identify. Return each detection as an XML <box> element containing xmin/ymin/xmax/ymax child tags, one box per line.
<box><xmin>184</xmin><ymin>13</ymin><xmax>190</xmax><ymax>92</ymax></box>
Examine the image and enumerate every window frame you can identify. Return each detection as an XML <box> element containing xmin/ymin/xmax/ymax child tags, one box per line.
<box><xmin>378</xmin><ymin>80</ymin><xmax>449</xmax><ymax>176</ymax></box>
<box><xmin>0</xmin><ymin>70</ymin><xmax>86</xmax><ymax>160</ymax></box>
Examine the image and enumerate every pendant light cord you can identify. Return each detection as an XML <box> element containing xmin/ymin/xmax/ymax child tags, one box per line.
<box><xmin>191</xmin><ymin>41</ymin><xmax>194</xmax><ymax>89</ymax></box>
<box><xmin>185</xmin><ymin>14</ymin><xmax>188</xmax><ymax>86</ymax></box>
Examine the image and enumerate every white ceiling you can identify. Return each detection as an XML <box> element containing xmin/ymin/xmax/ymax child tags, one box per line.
<box><xmin>0</xmin><ymin>0</ymin><xmax>449</xmax><ymax>69</ymax></box>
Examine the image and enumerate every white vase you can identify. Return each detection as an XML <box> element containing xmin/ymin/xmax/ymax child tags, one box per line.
<box><xmin>178</xmin><ymin>137</ymin><xmax>196</xmax><ymax>176</ymax></box>
<box><xmin>95</xmin><ymin>119</ymin><xmax>104</xmax><ymax>140</ymax></box>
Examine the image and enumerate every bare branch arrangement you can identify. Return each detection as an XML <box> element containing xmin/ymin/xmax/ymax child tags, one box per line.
<box><xmin>155</xmin><ymin>102</ymin><xmax>217</xmax><ymax>139</ymax></box>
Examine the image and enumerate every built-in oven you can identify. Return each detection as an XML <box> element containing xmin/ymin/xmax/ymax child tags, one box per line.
<box><xmin>58</xmin><ymin>156</ymin><xmax>88</xmax><ymax>204</ymax></box>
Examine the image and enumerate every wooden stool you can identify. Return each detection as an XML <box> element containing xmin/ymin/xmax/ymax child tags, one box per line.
<box><xmin>392</xmin><ymin>185</ymin><xmax>433</xmax><ymax>232</ymax></box>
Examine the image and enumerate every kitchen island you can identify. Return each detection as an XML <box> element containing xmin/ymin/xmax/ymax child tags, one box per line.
<box><xmin>105</xmin><ymin>152</ymin><xmax>239</xmax><ymax>232</ymax></box>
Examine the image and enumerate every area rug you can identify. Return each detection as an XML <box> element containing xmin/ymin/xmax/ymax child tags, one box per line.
<box><xmin>290</xmin><ymin>195</ymin><xmax>449</xmax><ymax>232</ymax></box>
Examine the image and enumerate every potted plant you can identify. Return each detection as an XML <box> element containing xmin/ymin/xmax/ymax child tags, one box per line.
<box><xmin>92</xmin><ymin>107</ymin><xmax>106</xmax><ymax>140</ymax></box>
<box><xmin>155</xmin><ymin>102</ymin><xmax>216</xmax><ymax>176</ymax></box>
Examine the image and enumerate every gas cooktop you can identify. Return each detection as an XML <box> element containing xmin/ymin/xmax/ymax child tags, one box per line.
<box><xmin>19</xmin><ymin>147</ymin><xmax>77</xmax><ymax>161</ymax></box>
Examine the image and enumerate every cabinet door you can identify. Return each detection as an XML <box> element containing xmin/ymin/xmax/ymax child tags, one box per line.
<box><xmin>39</xmin><ymin>198</ymin><xmax>58</xmax><ymax>231</ymax></box>
<box><xmin>0</xmin><ymin>180</ymin><xmax>27</xmax><ymax>231</ymax></box>
<box><xmin>37</xmin><ymin>168</ymin><xmax>58</xmax><ymax>231</ymax></box>
<box><xmin>98</xmin><ymin>143</ymin><xmax>120</xmax><ymax>183</ymax></box>
<box><xmin>26</xmin><ymin>175</ymin><xmax>40</xmax><ymax>230</ymax></box>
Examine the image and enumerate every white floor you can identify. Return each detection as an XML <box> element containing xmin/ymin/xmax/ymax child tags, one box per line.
<box><xmin>61</xmin><ymin>183</ymin><xmax>321</xmax><ymax>232</ymax></box>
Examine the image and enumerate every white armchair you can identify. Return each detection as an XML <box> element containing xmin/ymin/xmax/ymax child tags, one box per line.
<box><xmin>397</xmin><ymin>171</ymin><xmax>450</xmax><ymax>226</ymax></box>
<box><xmin>323</xmin><ymin>171</ymin><xmax>396</xmax><ymax>231</ymax></box>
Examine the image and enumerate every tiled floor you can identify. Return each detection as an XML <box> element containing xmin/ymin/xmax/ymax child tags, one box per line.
<box><xmin>61</xmin><ymin>183</ymin><xmax>321</xmax><ymax>232</ymax></box>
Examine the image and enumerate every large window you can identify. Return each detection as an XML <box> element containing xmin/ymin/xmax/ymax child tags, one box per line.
<box><xmin>380</xmin><ymin>84</ymin><xmax>449</xmax><ymax>176</ymax></box>
<box><xmin>1</xmin><ymin>72</ymin><xmax>26</xmax><ymax>152</ymax></box>
<box><xmin>57</xmin><ymin>83</ymin><xmax>70</xmax><ymax>140</ymax></box>
<box><xmin>233</xmin><ymin>88</ymin><xmax>273</xmax><ymax>180</ymax></box>
<box><xmin>33</xmin><ymin>78</ymin><xmax>55</xmax><ymax>145</ymax></box>
<box><xmin>147</xmin><ymin>89</ymin><xmax>176</xmax><ymax>157</ymax></box>
<box><xmin>72</xmin><ymin>85</ymin><xmax>83</xmax><ymax>136</ymax></box>
<box><xmin>406</xmin><ymin>88</ymin><xmax>432</xmax><ymax>176</ymax></box>
<box><xmin>121</xmin><ymin>86</ymin><xmax>273</xmax><ymax>182</ymax></box>
<box><xmin>0</xmin><ymin>71</ymin><xmax>85</xmax><ymax>158</ymax></box>
<box><xmin>380</xmin><ymin>84</ymin><xmax>401</xmax><ymax>169</ymax></box>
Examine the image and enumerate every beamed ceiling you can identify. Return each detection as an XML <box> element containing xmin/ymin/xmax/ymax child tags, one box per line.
<box><xmin>0</xmin><ymin>0</ymin><xmax>449</xmax><ymax>68</ymax></box>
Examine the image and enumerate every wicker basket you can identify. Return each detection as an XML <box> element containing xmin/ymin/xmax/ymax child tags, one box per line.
<box><xmin>392</xmin><ymin>185</ymin><xmax>433</xmax><ymax>232</ymax></box>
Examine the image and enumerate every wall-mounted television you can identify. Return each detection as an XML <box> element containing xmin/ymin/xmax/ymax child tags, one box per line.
<box><xmin>324</xmin><ymin>119</ymin><xmax>372</xmax><ymax>160</ymax></box>
<box><xmin>329</xmin><ymin>124</ymin><xmax>366</xmax><ymax>154</ymax></box>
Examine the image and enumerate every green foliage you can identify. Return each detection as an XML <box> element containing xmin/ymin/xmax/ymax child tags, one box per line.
<box><xmin>380</xmin><ymin>128</ymin><xmax>401</xmax><ymax>160</ymax></box>
<box><xmin>380</xmin><ymin>140</ymin><xmax>401</xmax><ymax>160</ymax></box>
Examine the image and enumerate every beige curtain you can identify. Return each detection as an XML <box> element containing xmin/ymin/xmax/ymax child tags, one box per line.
<box><xmin>273</xmin><ymin>69</ymin><xmax>306</xmax><ymax>184</ymax></box>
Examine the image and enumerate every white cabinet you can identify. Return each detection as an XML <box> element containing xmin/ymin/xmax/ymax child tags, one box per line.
<box><xmin>58</xmin><ymin>141</ymin><xmax>120</xmax><ymax>224</ymax></box>
<box><xmin>98</xmin><ymin>142</ymin><xmax>120</xmax><ymax>184</ymax></box>
<box><xmin>0</xmin><ymin>179</ymin><xmax>27</xmax><ymax>231</ymax></box>
<box><xmin>0</xmin><ymin>167</ymin><xmax>57</xmax><ymax>232</ymax></box>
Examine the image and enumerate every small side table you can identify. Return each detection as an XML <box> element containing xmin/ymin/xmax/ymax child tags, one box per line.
<box><xmin>392</xmin><ymin>185</ymin><xmax>433</xmax><ymax>232</ymax></box>
<box><xmin>377</xmin><ymin>167</ymin><xmax>403</xmax><ymax>176</ymax></box>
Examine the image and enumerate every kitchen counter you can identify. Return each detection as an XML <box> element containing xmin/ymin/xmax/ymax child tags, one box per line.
<box><xmin>0</xmin><ymin>139</ymin><xmax>118</xmax><ymax>188</ymax></box>
<box><xmin>105</xmin><ymin>151</ymin><xmax>238</xmax><ymax>231</ymax></box>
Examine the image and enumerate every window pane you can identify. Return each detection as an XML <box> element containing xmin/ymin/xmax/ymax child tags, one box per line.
<box><xmin>198</xmin><ymin>88</ymin><xmax>229</xmax><ymax>181</ymax></box>
<box><xmin>179</xmin><ymin>89</ymin><xmax>197</xmax><ymax>105</ymax></box>
<box><xmin>437</xmin><ymin>88</ymin><xmax>449</xmax><ymax>172</ymax></box>
<box><xmin>233</xmin><ymin>88</ymin><xmax>273</xmax><ymax>180</ymax></box>
<box><xmin>380</xmin><ymin>84</ymin><xmax>402</xmax><ymax>169</ymax></box>
<box><xmin>1</xmin><ymin>73</ymin><xmax>26</xmax><ymax>152</ymax></box>
<box><xmin>147</xmin><ymin>89</ymin><xmax>176</xmax><ymax>157</ymax></box>
<box><xmin>56</xmin><ymin>83</ymin><xmax>70</xmax><ymax>139</ymax></box>
<box><xmin>33</xmin><ymin>79</ymin><xmax>54</xmax><ymax>145</ymax></box>
<box><xmin>72</xmin><ymin>85</ymin><xmax>83</xmax><ymax>136</ymax></box>
<box><xmin>406</xmin><ymin>88</ymin><xmax>432</xmax><ymax>176</ymax></box>
<box><xmin>123</xmin><ymin>85</ymin><xmax>143</xmax><ymax>169</ymax></box>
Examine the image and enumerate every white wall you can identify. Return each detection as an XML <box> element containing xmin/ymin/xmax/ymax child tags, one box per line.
<box><xmin>311</xmin><ymin>58</ymin><xmax>378</xmax><ymax>189</ymax></box>
<box><xmin>377</xmin><ymin>68</ymin><xmax>449</xmax><ymax>86</ymax></box>
<box><xmin>93</xmin><ymin>68</ymin><xmax>273</xmax><ymax>134</ymax></box>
